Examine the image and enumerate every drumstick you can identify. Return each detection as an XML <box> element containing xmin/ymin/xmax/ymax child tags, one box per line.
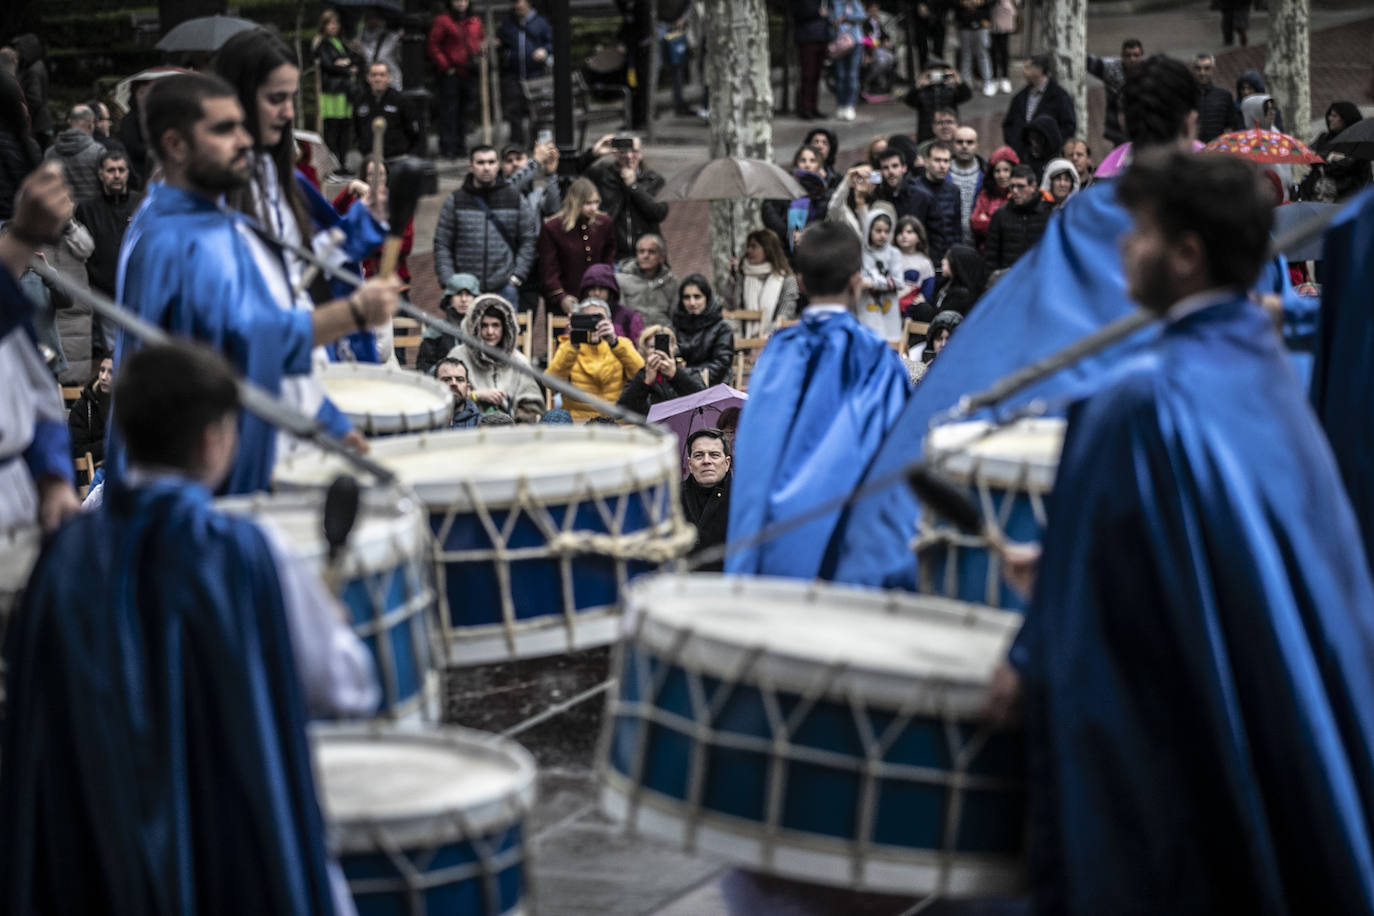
<box><xmin>369</xmin><ymin>117</ymin><xmax>408</xmax><ymax>279</ymax></box>
<box><xmin>323</xmin><ymin>474</ymin><xmax>361</xmax><ymax>597</ymax></box>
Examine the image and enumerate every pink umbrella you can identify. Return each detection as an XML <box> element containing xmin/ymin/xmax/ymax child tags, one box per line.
<box><xmin>646</xmin><ymin>384</ymin><xmax>747</xmax><ymax>475</ymax></box>
<box><xmin>1095</xmin><ymin>140</ymin><xmax>1207</xmax><ymax>178</ymax></box>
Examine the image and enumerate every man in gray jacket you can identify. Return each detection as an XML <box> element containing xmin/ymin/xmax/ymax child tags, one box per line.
<box><xmin>433</xmin><ymin>145</ymin><xmax>538</xmax><ymax>303</ymax></box>
<box><xmin>614</xmin><ymin>233</ymin><xmax>677</xmax><ymax>329</ymax></box>
<box><xmin>42</xmin><ymin>105</ymin><xmax>104</xmax><ymax>203</ymax></box>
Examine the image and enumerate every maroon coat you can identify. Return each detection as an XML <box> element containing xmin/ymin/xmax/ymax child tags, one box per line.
<box><xmin>537</xmin><ymin>212</ymin><xmax>615</xmax><ymax>312</ymax></box>
<box><xmin>427</xmin><ymin>11</ymin><xmax>484</xmax><ymax>76</ymax></box>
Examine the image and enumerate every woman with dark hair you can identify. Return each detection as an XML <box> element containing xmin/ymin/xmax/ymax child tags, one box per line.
<box><xmin>0</xmin><ymin>72</ymin><xmax>41</xmax><ymax>220</ymax></box>
<box><xmin>212</xmin><ymin>28</ymin><xmax>388</xmax><ymax>444</ymax></box>
<box><xmin>928</xmin><ymin>244</ymin><xmax>988</xmax><ymax>317</ymax></box>
<box><xmin>969</xmin><ymin>145</ymin><xmax>1019</xmax><ymax>248</ymax></box>
<box><xmin>1302</xmin><ymin>101</ymin><xmax>1371</xmax><ymax>202</ymax></box>
<box><xmin>724</xmin><ymin>228</ymin><xmax>799</xmax><ymax>333</ymax></box>
<box><xmin>672</xmin><ymin>274</ymin><xmax>734</xmax><ymax>386</ymax></box>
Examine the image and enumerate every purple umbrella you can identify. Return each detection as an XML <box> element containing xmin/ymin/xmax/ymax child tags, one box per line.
<box><xmin>647</xmin><ymin>384</ymin><xmax>747</xmax><ymax>475</ymax></box>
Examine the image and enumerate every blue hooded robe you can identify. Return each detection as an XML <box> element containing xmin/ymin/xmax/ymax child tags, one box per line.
<box><xmin>826</xmin><ymin>178</ymin><xmax>1303</xmax><ymax>587</ymax></box>
<box><xmin>1311</xmin><ymin>187</ymin><xmax>1374</xmax><ymax>574</ymax></box>
<box><xmin>725</xmin><ymin>308</ymin><xmax>910</xmax><ymax>578</ymax></box>
<box><xmin>0</xmin><ymin>478</ymin><xmax>339</xmax><ymax>915</ymax></box>
<box><xmin>1011</xmin><ymin>294</ymin><xmax>1374</xmax><ymax>914</ymax></box>
<box><xmin>110</xmin><ymin>183</ymin><xmax>317</xmax><ymax>494</ymax></box>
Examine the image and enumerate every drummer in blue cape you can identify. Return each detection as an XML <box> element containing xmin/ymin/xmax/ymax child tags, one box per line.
<box><xmin>981</xmin><ymin>148</ymin><xmax>1374</xmax><ymax>913</ymax></box>
<box><xmin>0</xmin><ymin>341</ymin><xmax>381</xmax><ymax>914</ymax></box>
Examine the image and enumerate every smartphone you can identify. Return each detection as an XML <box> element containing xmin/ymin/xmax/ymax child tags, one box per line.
<box><xmin>611</xmin><ymin>136</ymin><xmax>635</xmax><ymax>151</ymax></box>
<box><xmin>570</xmin><ymin>312</ymin><xmax>598</xmax><ymax>345</ymax></box>
<box><xmin>868</xmin><ymin>172</ymin><xmax>882</xmax><ymax>183</ymax></box>
<box><xmin>929</xmin><ymin>70</ymin><xmax>946</xmax><ymax>84</ymax></box>
<box><xmin>653</xmin><ymin>332</ymin><xmax>671</xmax><ymax>355</ymax></box>
<box><xmin>536</xmin><ymin>129</ymin><xmax>553</xmax><ymax>147</ymax></box>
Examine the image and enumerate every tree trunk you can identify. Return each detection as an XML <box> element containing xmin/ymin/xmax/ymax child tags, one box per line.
<box><xmin>704</xmin><ymin>0</ymin><xmax>774</xmax><ymax>291</ymax></box>
<box><xmin>159</xmin><ymin>0</ymin><xmax>227</xmax><ymax>34</ymax></box>
<box><xmin>1042</xmin><ymin>0</ymin><xmax>1087</xmax><ymax>144</ymax></box>
<box><xmin>1265</xmin><ymin>0</ymin><xmax>1310</xmax><ymax>142</ymax></box>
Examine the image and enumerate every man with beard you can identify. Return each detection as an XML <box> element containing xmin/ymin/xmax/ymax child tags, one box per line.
<box><xmin>985</xmin><ymin>148</ymin><xmax>1374</xmax><ymax>915</ymax></box>
<box><xmin>1086</xmin><ymin>39</ymin><xmax>1144</xmax><ymax>147</ymax></box>
<box><xmin>111</xmin><ymin>73</ymin><xmax>400</xmax><ymax>495</ymax></box>
<box><xmin>76</xmin><ymin>150</ymin><xmax>140</xmax><ymax>359</ymax></box>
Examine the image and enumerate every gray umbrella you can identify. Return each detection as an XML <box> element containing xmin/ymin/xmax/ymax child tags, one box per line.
<box><xmin>1273</xmin><ymin>202</ymin><xmax>1339</xmax><ymax>263</ymax></box>
<box><xmin>1326</xmin><ymin>118</ymin><xmax>1374</xmax><ymax>160</ymax></box>
<box><xmin>155</xmin><ymin>15</ymin><xmax>258</xmax><ymax>53</ymax></box>
<box><xmin>657</xmin><ymin>157</ymin><xmax>805</xmax><ymax>202</ymax></box>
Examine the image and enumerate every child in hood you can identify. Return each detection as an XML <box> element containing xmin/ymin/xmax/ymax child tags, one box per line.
<box><xmin>859</xmin><ymin>203</ymin><xmax>903</xmax><ymax>343</ymax></box>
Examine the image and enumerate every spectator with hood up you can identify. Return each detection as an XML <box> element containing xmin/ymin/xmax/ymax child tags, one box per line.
<box><xmin>970</xmin><ymin>145</ymin><xmax>1019</xmax><ymax>247</ymax></box>
<box><xmin>1040</xmin><ymin>157</ymin><xmax>1080</xmax><ymax>208</ymax></box>
<box><xmin>579</xmin><ymin>262</ymin><xmax>644</xmax><ymax>342</ymax></box>
<box><xmin>858</xmin><ymin>203</ymin><xmax>904</xmax><ymax>342</ymax></box>
<box><xmin>445</xmin><ymin>293</ymin><xmax>546</xmax><ymax>421</ymax></box>
<box><xmin>1019</xmin><ymin>114</ymin><xmax>1064</xmax><ymax>182</ymax></box>
<box><xmin>1303</xmin><ymin>102</ymin><xmax>1371</xmax><ymax>202</ymax></box>
<box><xmin>908</xmin><ymin>307</ymin><xmax>963</xmax><ymax>378</ymax></box>
<box><xmin>1235</xmin><ymin>69</ymin><xmax>1284</xmax><ymax>132</ymax></box>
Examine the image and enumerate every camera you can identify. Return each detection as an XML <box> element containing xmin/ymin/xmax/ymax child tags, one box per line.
<box><xmin>611</xmin><ymin>136</ymin><xmax>635</xmax><ymax>151</ymax></box>
<box><xmin>570</xmin><ymin>312</ymin><xmax>599</xmax><ymax>345</ymax></box>
<box><xmin>653</xmin><ymin>332</ymin><xmax>672</xmax><ymax>355</ymax></box>
<box><xmin>929</xmin><ymin>70</ymin><xmax>947</xmax><ymax>84</ymax></box>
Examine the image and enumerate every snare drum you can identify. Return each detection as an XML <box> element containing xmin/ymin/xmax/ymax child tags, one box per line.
<box><xmin>276</xmin><ymin>426</ymin><xmax>693</xmax><ymax>666</ymax></box>
<box><xmin>601</xmin><ymin>574</ymin><xmax>1027</xmax><ymax>897</ymax></box>
<box><xmin>219</xmin><ymin>492</ymin><xmax>436</xmax><ymax>722</ymax></box>
<box><xmin>917</xmin><ymin>418</ymin><xmax>1066</xmax><ymax>611</ymax></box>
<box><xmin>319</xmin><ymin>363</ymin><xmax>454</xmax><ymax>436</ymax></box>
<box><xmin>313</xmin><ymin>724</ymin><xmax>536</xmax><ymax>916</ymax></box>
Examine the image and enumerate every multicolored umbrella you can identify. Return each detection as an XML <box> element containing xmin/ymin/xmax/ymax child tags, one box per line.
<box><xmin>1203</xmin><ymin>129</ymin><xmax>1324</xmax><ymax>164</ymax></box>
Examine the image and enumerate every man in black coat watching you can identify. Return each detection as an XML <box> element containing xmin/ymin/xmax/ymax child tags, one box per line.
<box><xmin>984</xmin><ymin>164</ymin><xmax>1053</xmax><ymax>271</ymax></box>
<box><xmin>1192</xmin><ymin>53</ymin><xmax>1242</xmax><ymax>143</ymax></box>
<box><xmin>1002</xmin><ymin>54</ymin><xmax>1076</xmax><ymax>162</ymax></box>
<box><xmin>354</xmin><ymin>61</ymin><xmax>420</xmax><ymax>159</ymax></box>
<box><xmin>917</xmin><ymin>141</ymin><xmax>962</xmax><ymax>264</ymax></box>
<box><xmin>75</xmin><ymin>149</ymin><xmax>141</xmax><ymax>359</ymax></box>
<box><xmin>681</xmin><ymin>427</ymin><xmax>732</xmax><ymax>571</ymax></box>
<box><xmin>581</xmin><ymin>133</ymin><xmax>670</xmax><ymax>261</ymax></box>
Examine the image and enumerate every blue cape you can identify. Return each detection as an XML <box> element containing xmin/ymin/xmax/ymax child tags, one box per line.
<box><xmin>1311</xmin><ymin>187</ymin><xmax>1374</xmax><ymax>574</ymax></box>
<box><xmin>110</xmin><ymin>184</ymin><xmax>316</xmax><ymax>495</ymax></box>
<box><xmin>826</xmin><ymin>179</ymin><xmax>1301</xmax><ymax>587</ymax></box>
<box><xmin>0</xmin><ymin>478</ymin><xmax>338</xmax><ymax>914</ymax></box>
<box><xmin>725</xmin><ymin>309</ymin><xmax>911</xmax><ymax>578</ymax></box>
<box><xmin>1012</xmin><ymin>296</ymin><xmax>1374</xmax><ymax>914</ymax></box>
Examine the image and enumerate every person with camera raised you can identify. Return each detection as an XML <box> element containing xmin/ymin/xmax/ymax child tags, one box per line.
<box><xmin>579</xmin><ymin>133</ymin><xmax>668</xmax><ymax>261</ymax></box>
<box><xmin>616</xmin><ymin>324</ymin><xmax>706</xmax><ymax>415</ymax></box>
<box><xmin>547</xmin><ymin>297</ymin><xmax>645</xmax><ymax>421</ymax></box>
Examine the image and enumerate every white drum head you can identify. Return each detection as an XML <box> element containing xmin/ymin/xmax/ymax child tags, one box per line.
<box><xmin>275</xmin><ymin>425</ymin><xmax>678</xmax><ymax>510</ymax></box>
<box><xmin>319</xmin><ymin>363</ymin><xmax>453</xmax><ymax>435</ymax></box>
<box><xmin>924</xmin><ymin>418</ymin><xmax>1065</xmax><ymax>490</ymax></box>
<box><xmin>312</xmin><ymin>725</ymin><xmax>536</xmax><ymax>852</ymax></box>
<box><xmin>623</xmin><ymin>574</ymin><xmax>1021</xmax><ymax>716</ymax></box>
<box><xmin>218</xmin><ymin>490</ymin><xmax>428</xmax><ymax>580</ymax></box>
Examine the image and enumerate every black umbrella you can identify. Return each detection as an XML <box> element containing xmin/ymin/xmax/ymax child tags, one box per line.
<box><xmin>154</xmin><ymin>15</ymin><xmax>258</xmax><ymax>53</ymax></box>
<box><xmin>1327</xmin><ymin>118</ymin><xmax>1374</xmax><ymax>160</ymax></box>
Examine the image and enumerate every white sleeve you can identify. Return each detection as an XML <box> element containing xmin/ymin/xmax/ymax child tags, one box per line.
<box><xmin>257</xmin><ymin>518</ymin><xmax>382</xmax><ymax>719</ymax></box>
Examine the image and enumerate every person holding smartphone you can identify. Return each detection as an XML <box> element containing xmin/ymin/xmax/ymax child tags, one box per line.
<box><xmin>616</xmin><ymin>324</ymin><xmax>706</xmax><ymax>414</ymax></box>
<box><xmin>546</xmin><ymin>297</ymin><xmax>644</xmax><ymax>421</ymax></box>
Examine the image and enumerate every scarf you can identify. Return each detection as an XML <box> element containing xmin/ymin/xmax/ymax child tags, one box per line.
<box><xmin>741</xmin><ymin>261</ymin><xmax>785</xmax><ymax>328</ymax></box>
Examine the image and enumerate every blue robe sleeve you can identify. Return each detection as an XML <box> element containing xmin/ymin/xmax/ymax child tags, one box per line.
<box><xmin>23</xmin><ymin>419</ymin><xmax>73</xmax><ymax>484</ymax></box>
<box><xmin>315</xmin><ymin>398</ymin><xmax>353</xmax><ymax>438</ymax></box>
<box><xmin>725</xmin><ymin>313</ymin><xmax>911</xmax><ymax>579</ymax></box>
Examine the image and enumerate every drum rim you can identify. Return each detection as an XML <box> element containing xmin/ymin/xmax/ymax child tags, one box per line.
<box><xmin>0</xmin><ymin>524</ymin><xmax>42</xmax><ymax>605</ymax></box>
<box><xmin>218</xmin><ymin>490</ymin><xmax>429</xmax><ymax>578</ymax></box>
<box><xmin>311</xmin><ymin>723</ymin><xmax>537</xmax><ymax>852</ymax></box>
<box><xmin>318</xmin><ymin>362</ymin><xmax>455</xmax><ymax>435</ymax></box>
<box><xmin>275</xmin><ymin>425</ymin><xmax>679</xmax><ymax>508</ymax></box>
<box><xmin>924</xmin><ymin>418</ymin><xmax>1064</xmax><ymax>490</ymax></box>
<box><xmin>621</xmin><ymin>573</ymin><xmax>1021</xmax><ymax>714</ymax></box>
